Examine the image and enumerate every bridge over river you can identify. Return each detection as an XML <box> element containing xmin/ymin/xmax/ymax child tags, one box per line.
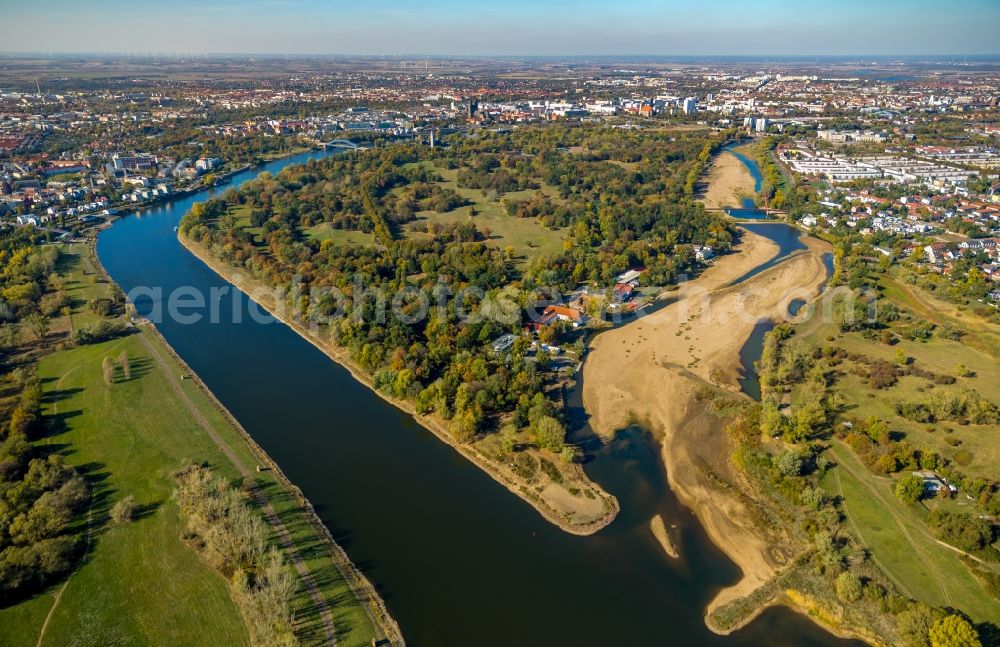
<box><xmin>316</xmin><ymin>138</ymin><xmax>360</xmax><ymax>150</ymax></box>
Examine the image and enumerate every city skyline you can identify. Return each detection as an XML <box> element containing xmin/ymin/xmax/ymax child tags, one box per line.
<box><xmin>4</xmin><ymin>0</ymin><xmax>999</xmax><ymax>57</ymax></box>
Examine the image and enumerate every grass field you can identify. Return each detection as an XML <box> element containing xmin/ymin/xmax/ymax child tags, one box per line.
<box><xmin>0</xmin><ymin>244</ymin><xmax>380</xmax><ymax>647</ymax></box>
<box><xmin>306</xmin><ymin>223</ymin><xmax>376</xmax><ymax>247</ymax></box>
<box><xmin>795</xmin><ymin>284</ymin><xmax>1000</xmax><ymax>483</ymax></box>
<box><xmin>400</xmin><ymin>164</ymin><xmax>569</xmax><ymax>264</ymax></box>
<box><xmin>223</xmin><ymin>161</ymin><xmax>569</xmax><ymax>268</ymax></box>
<box><xmin>786</xmin><ymin>279</ymin><xmax>1000</xmax><ymax>625</ymax></box>
<box><xmin>822</xmin><ymin>443</ymin><xmax>1000</xmax><ymax>623</ymax></box>
<box><xmin>879</xmin><ymin>272</ymin><xmax>1000</xmax><ymax>359</ymax></box>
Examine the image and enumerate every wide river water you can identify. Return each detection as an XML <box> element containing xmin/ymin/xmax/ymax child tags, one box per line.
<box><xmin>97</xmin><ymin>150</ymin><xmax>861</xmax><ymax>646</ymax></box>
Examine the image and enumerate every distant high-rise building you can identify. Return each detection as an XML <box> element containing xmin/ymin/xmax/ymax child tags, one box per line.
<box><xmin>682</xmin><ymin>97</ymin><xmax>697</xmax><ymax>115</ymax></box>
<box><xmin>743</xmin><ymin>117</ymin><xmax>769</xmax><ymax>132</ymax></box>
<box><xmin>468</xmin><ymin>100</ymin><xmax>478</xmax><ymax>118</ymax></box>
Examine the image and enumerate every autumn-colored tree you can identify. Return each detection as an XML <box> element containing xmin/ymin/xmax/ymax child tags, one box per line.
<box><xmin>895</xmin><ymin>474</ymin><xmax>926</xmax><ymax>504</ymax></box>
<box><xmin>117</xmin><ymin>351</ymin><xmax>131</xmax><ymax>380</ymax></box>
<box><xmin>25</xmin><ymin>313</ymin><xmax>49</xmax><ymax>341</ymax></box>
<box><xmin>834</xmin><ymin>571</ymin><xmax>862</xmax><ymax>602</ymax></box>
<box><xmin>928</xmin><ymin>614</ymin><xmax>982</xmax><ymax>647</ymax></box>
<box><xmin>532</xmin><ymin>415</ymin><xmax>565</xmax><ymax>453</ymax></box>
<box><xmin>102</xmin><ymin>357</ymin><xmax>115</xmax><ymax>385</ymax></box>
<box><xmin>111</xmin><ymin>495</ymin><xmax>135</xmax><ymax>523</ymax></box>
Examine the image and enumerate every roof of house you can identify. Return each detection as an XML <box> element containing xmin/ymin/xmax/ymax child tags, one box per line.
<box><xmin>543</xmin><ymin>305</ymin><xmax>583</xmax><ymax>321</ymax></box>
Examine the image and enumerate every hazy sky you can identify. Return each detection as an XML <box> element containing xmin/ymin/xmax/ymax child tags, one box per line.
<box><xmin>3</xmin><ymin>0</ymin><xmax>999</xmax><ymax>56</ymax></box>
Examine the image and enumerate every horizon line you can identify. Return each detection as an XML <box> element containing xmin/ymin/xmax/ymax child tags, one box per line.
<box><xmin>2</xmin><ymin>51</ymin><xmax>1000</xmax><ymax>59</ymax></box>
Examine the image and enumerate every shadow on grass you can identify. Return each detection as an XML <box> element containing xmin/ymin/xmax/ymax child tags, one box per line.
<box><xmin>292</xmin><ymin>585</ymin><xmax>370</xmax><ymax>644</ymax></box>
<box><xmin>253</xmin><ymin>478</ymin><xmax>296</xmax><ymax>506</ymax></box>
<box><xmin>132</xmin><ymin>500</ymin><xmax>163</xmax><ymax>522</ymax></box>
<box><xmin>117</xmin><ymin>356</ymin><xmax>154</xmax><ymax>382</ymax></box>
<box><xmin>41</xmin><ymin>386</ymin><xmax>83</xmax><ymax>405</ymax></box>
<box><xmin>75</xmin><ymin>461</ymin><xmax>115</xmax><ymax>535</ymax></box>
<box><xmin>39</xmin><ymin>409</ymin><xmax>84</xmax><ymax>440</ymax></box>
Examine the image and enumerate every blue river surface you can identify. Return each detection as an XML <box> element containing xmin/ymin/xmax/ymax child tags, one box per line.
<box><xmin>722</xmin><ymin>141</ymin><xmax>773</xmax><ymax>220</ymax></box>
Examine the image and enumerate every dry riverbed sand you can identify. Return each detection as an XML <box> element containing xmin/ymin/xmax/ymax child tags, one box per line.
<box><xmin>701</xmin><ymin>151</ymin><xmax>756</xmax><ymax>210</ymax></box>
<box><xmin>582</xmin><ymin>229</ymin><xmax>832</xmax><ymax>624</ymax></box>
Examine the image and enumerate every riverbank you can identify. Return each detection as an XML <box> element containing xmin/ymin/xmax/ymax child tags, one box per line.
<box><xmin>178</xmin><ymin>232</ymin><xmax>620</xmax><ymax>536</ymax></box>
<box><xmin>700</xmin><ymin>147</ymin><xmax>757</xmax><ymax>210</ymax></box>
<box><xmin>581</xmin><ymin>229</ymin><xmax>834</xmax><ymax>629</ymax></box>
<box><xmin>86</xmin><ymin>239</ymin><xmax>404</xmax><ymax>646</ymax></box>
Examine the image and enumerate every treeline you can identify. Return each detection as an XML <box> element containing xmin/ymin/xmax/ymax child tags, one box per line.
<box><xmin>755</xmin><ymin>137</ymin><xmax>797</xmax><ymax>211</ymax></box>
<box><xmin>0</xmin><ymin>374</ymin><xmax>90</xmax><ymax>602</ymax></box>
<box><xmin>683</xmin><ymin>137</ymin><xmax>721</xmax><ymax>197</ymax></box>
<box><xmin>175</xmin><ymin>465</ymin><xmax>298</xmax><ymax>647</ymax></box>
<box><xmin>895</xmin><ymin>389</ymin><xmax>1000</xmax><ymax>425</ymax></box>
<box><xmin>0</xmin><ymin>232</ymin><xmax>59</xmax><ymax>328</ymax></box>
<box><xmin>0</xmin><ymin>233</ymin><xmax>91</xmax><ymax>603</ymax></box>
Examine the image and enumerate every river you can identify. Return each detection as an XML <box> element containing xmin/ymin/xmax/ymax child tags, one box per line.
<box><xmin>97</xmin><ymin>149</ymin><xmax>862</xmax><ymax>646</ymax></box>
<box><xmin>719</xmin><ymin>147</ymin><xmax>836</xmax><ymax>400</ymax></box>
<box><xmin>720</xmin><ymin>142</ymin><xmax>772</xmax><ymax>220</ymax></box>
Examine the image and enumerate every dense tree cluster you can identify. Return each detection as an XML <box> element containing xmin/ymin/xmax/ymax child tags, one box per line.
<box><xmin>182</xmin><ymin>125</ymin><xmax>738</xmax><ymax>453</ymax></box>
<box><xmin>0</xmin><ymin>444</ymin><xmax>89</xmax><ymax>601</ymax></box>
<box><xmin>895</xmin><ymin>390</ymin><xmax>1000</xmax><ymax>425</ymax></box>
<box><xmin>927</xmin><ymin>509</ymin><xmax>996</xmax><ymax>554</ymax></box>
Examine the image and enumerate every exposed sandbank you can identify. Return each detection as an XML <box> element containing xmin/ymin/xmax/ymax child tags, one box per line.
<box><xmin>701</xmin><ymin>150</ymin><xmax>756</xmax><ymax>210</ymax></box>
<box><xmin>582</xmin><ymin>228</ymin><xmax>832</xmax><ymax>622</ymax></box>
<box><xmin>650</xmin><ymin>514</ymin><xmax>678</xmax><ymax>559</ymax></box>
